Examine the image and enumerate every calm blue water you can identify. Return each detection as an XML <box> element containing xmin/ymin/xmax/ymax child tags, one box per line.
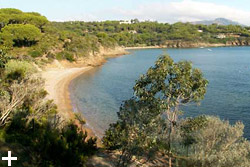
<box><xmin>70</xmin><ymin>47</ymin><xmax>250</xmax><ymax>138</ymax></box>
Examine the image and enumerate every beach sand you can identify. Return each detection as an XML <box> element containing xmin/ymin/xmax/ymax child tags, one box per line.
<box><xmin>41</xmin><ymin>65</ymin><xmax>98</xmax><ymax>138</ymax></box>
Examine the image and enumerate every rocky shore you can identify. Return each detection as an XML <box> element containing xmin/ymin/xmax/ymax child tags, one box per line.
<box><xmin>126</xmin><ymin>39</ymin><xmax>250</xmax><ymax>49</ymax></box>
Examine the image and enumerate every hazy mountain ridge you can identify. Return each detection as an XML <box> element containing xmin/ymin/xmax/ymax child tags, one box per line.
<box><xmin>191</xmin><ymin>18</ymin><xmax>243</xmax><ymax>26</ymax></box>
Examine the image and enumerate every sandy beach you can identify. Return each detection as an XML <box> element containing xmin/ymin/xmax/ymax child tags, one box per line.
<box><xmin>40</xmin><ymin>47</ymin><xmax>128</xmax><ymax>141</ymax></box>
<box><xmin>41</xmin><ymin>65</ymin><xmax>98</xmax><ymax>137</ymax></box>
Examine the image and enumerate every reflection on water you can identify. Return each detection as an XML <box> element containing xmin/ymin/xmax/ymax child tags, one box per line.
<box><xmin>70</xmin><ymin>47</ymin><xmax>250</xmax><ymax>139</ymax></box>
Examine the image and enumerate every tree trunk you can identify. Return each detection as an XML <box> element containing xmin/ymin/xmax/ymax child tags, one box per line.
<box><xmin>168</xmin><ymin>121</ymin><xmax>172</xmax><ymax>167</ymax></box>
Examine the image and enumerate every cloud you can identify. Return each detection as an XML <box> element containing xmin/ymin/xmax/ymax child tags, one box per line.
<box><xmin>105</xmin><ymin>0</ymin><xmax>250</xmax><ymax>25</ymax></box>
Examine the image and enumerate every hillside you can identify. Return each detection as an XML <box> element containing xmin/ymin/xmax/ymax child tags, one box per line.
<box><xmin>1</xmin><ymin>9</ymin><xmax>250</xmax><ymax>66</ymax></box>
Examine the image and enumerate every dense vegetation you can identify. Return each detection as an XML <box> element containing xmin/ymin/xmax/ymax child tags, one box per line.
<box><xmin>1</xmin><ymin>8</ymin><xmax>250</xmax><ymax>63</ymax></box>
<box><xmin>52</xmin><ymin>20</ymin><xmax>250</xmax><ymax>47</ymax></box>
<box><xmin>1</xmin><ymin>8</ymin><xmax>250</xmax><ymax>167</ymax></box>
<box><xmin>0</xmin><ymin>8</ymin><xmax>103</xmax><ymax>63</ymax></box>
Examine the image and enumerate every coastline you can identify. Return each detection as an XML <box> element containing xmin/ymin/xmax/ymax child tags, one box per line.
<box><xmin>40</xmin><ymin>44</ymin><xmax>249</xmax><ymax>141</ymax></box>
<box><xmin>124</xmin><ymin>45</ymin><xmax>225</xmax><ymax>50</ymax></box>
<box><xmin>124</xmin><ymin>46</ymin><xmax>166</xmax><ymax>50</ymax></box>
<box><xmin>41</xmin><ymin>47</ymin><xmax>128</xmax><ymax>141</ymax></box>
<box><xmin>124</xmin><ymin>42</ymin><xmax>250</xmax><ymax>50</ymax></box>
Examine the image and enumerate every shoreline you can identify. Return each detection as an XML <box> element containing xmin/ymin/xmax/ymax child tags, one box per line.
<box><xmin>124</xmin><ymin>46</ymin><xmax>166</xmax><ymax>50</ymax></box>
<box><xmin>41</xmin><ymin>47</ymin><xmax>128</xmax><ymax>142</ymax></box>
<box><xmin>41</xmin><ymin>65</ymin><xmax>97</xmax><ymax>138</ymax></box>
<box><xmin>124</xmin><ymin>43</ymin><xmax>250</xmax><ymax>50</ymax></box>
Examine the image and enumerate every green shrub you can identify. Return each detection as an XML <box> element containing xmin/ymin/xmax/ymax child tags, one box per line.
<box><xmin>5</xmin><ymin>60</ymin><xmax>36</xmax><ymax>79</ymax></box>
<box><xmin>64</xmin><ymin>52</ymin><xmax>75</xmax><ymax>62</ymax></box>
<box><xmin>179</xmin><ymin>116</ymin><xmax>250</xmax><ymax>167</ymax></box>
<box><xmin>28</xmin><ymin>50</ymin><xmax>43</xmax><ymax>58</ymax></box>
<box><xmin>55</xmin><ymin>51</ymin><xmax>75</xmax><ymax>62</ymax></box>
<box><xmin>55</xmin><ymin>52</ymin><xmax>63</xmax><ymax>60</ymax></box>
<box><xmin>4</xmin><ymin>110</ymin><xmax>97</xmax><ymax>167</ymax></box>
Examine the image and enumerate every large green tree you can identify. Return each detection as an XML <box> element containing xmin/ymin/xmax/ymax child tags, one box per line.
<box><xmin>0</xmin><ymin>24</ymin><xmax>41</xmax><ymax>47</ymax></box>
<box><xmin>133</xmin><ymin>55</ymin><xmax>208</xmax><ymax>166</ymax></box>
<box><xmin>0</xmin><ymin>8</ymin><xmax>48</xmax><ymax>30</ymax></box>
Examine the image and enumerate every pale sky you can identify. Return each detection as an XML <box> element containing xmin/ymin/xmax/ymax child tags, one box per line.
<box><xmin>1</xmin><ymin>0</ymin><xmax>250</xmax><ymax>25</ymax></box>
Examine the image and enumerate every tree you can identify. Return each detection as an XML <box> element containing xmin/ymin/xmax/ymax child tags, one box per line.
<box><xmin>0</xmin><ymin>60</ymin><xmax>43</xmax><ymax>126</ymax></box>
<box><xmin>103</xmin><ymin>99</ymin><xmax>162</xmax><ymax>166</ymax></box>
<box><xmin>131</xmin><ymin>19</ymin><xmax>140</xmax><ymax>24</ymax></box>
<box><xmin>133</xmin><ymin>55</ymin><xmax>208</xmax><ymax>166</ymax></box>
<box><xmin>0</xmin><ymin>24</ymin><xmax>41</xmax><ymax>47</ymax></box>
<box><xmin>0</xmin><ymin>8</ymin><xmax>48</xmax><ymax>30</ymax></box>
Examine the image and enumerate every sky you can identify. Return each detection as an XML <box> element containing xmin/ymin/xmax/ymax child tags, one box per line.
<box><xmin>1</xmin><ymin>0</ymin><xmax>250</xmax><ymax>25</ymax></box>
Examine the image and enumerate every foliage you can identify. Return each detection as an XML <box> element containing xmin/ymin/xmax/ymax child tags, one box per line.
<box><xmin>52</xmin><ymin>21</ymin><xmax>250</xmax><ymax>47</ymax></box>
<box><xmin>176</xmin><ymin>116</ymin><xmax>250</xmax><ymax>167</ymax></box>
<box><xmin>62</xmin><ymin>34</ymin><xmax>100</xmax><ymax>58</ymax></box>
<box><xmin>103</xmin><ymin>99</ymin><xmax>162</xmax><ymax>166</ymax></box>
<box><xmin>0</xmin><ymin>69</ymin><xmax>47</xmax><ymax>126</ymax></box>
<box><xmin>4</xmin><ymin>60</ymin><xmax>36</xmax><ymax>80</ymax></box>
<box><xmin>0</xmin><ymin>49</ymin><xmax>11</xmax><ymax>70</ymax></box>
<box><xmin>133</xmin><ymin>55</ymin><xmax>208</xmax><ymax>165</ymax></box>
<box><xmin>180</xmin><ymin>115</ymin><xmax>208</xmax><ymax>149</ymax></box>
<box><xmin>4</xmin><ymin>112</ymin><xmax>97</xmax><ymax>167</ymax></box>
<box><xmin>0</xmin><ymin>8</ymin><xmax>48</xmax><ymax>30</ymax></box>
<box><xmin>0</xmin><ymin>24</ymin><xmax>41</xmax><ymax>47</ymax></box>
<box><xmin>28</xmin><ymin>49</ymin><xmax>43</xmax><ymax>58</ymax></box>
<box><xmin>56</xmin><ymin>51</ymin><xmax>75</xmax><ymax>62</ymax></box>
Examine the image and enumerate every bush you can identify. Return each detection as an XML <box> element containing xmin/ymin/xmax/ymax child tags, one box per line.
<box><xmin>55</xmin><ymin>52</ymin><xmax>63</xmax><ymax>60</ymax></box>
<box><xmin>28</xmin><ymin>50</ymin><xmax>43</xmax><ymax>58</ymax></box>
<box><xmin>4</xmin><ymin>110</ymin><xmax>97</xmax><ymax>167</ymax></box>
<box><xmin>179</xmin><ymin>116</ymin><xmax>250</xmax><ymax>167</ymax></box>
<box><xmin>64</xmin><ymin>52</ymin><xmax>75</xmax><ymax>62</ymax></box>
<box><xmin>56</xmin><ymin>51</ymin><xmax>75</xmax><ymax>62</ymax></box>
<box><xmin>5</xmin><ymin>60</ymin><xmax>36</xmax><ymax>79</ymax></box>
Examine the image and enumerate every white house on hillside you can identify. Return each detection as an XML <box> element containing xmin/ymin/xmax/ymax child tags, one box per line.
<box><xmin>119</xmin><ymin>20</ymin><xmax>132</xmax><ymax>24</ymax></box>
<box><xmin>216</xmin><ymin>34</ymin><xmax>226</xmax><ymax>39</ymax></box>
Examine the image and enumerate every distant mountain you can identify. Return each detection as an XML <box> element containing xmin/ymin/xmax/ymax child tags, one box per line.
<box><xmin>191</xmin><ymin>18</ymin><xmax>243</xmax><ymax>26</ymax></box>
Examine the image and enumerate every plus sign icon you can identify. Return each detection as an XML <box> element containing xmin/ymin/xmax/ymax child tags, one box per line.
<box><xmin>2</xmin><ymin>151</ymin><xmax>17</xmax><ymax>166</ymax></box>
